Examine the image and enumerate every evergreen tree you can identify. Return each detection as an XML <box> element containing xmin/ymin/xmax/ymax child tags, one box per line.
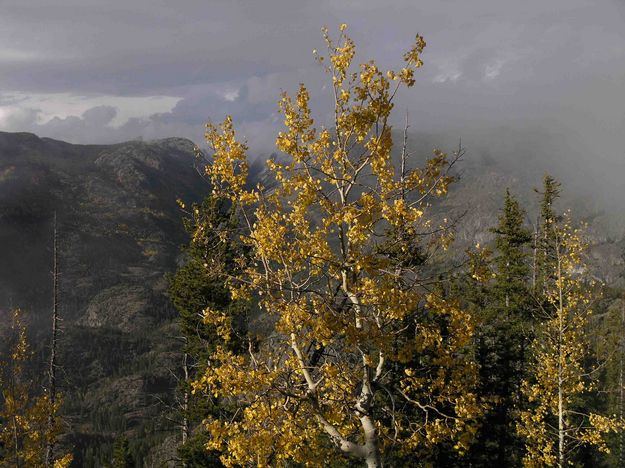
<box><xmin>594</xmin><ymin>293</ymin><xmax>625</xmax><ymax>467</ymax></box>
<box><xmin>169</xmin><ymin>195</ymin><xmax>247</xmax><ymax>466</ymax></box>
<box><xmin>593</xmin><ymin>255</ymin><xmax>625</xmax><ymax>466</ymax></box>
<box><xmin>170</xmin><ymin>195</ymin><xmax>246</xmax><ymax>361</ymax></box>
<box><xmin>492</xmin><ymin>189</ymin><xmax>533</xmax><ymax>319</ymax></box>
<box><xmin>534</xmin><ymin>174</ymin><xmax>561</xmax><ymax>298</ymax></box>
<box><xmin>466</xmin><ymin>189</ymin><xmax>533</xmax><ymax>466</ymax></box>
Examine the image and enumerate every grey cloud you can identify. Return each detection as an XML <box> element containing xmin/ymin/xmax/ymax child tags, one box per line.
<box><xmin>79</xmin><ymin>106</ymin><xmax>117</xmax><ymax>126</ymax></box>
<box><xmin>2</xmin><ymin>0</ymin><xmax>620</xmax><ymax>96</ymax></box>
<box><xmin>3</xmin><ymin>106</ymin><xmax>118</xmax><ymax>143</ymax></box>
<box><xmin>1</xmin><ymin>108</ymin><xmax>41</xmax><ymax>130</ymax></box>
<box><xmin>0</xmin><ymin>0</ymin><xmax>624</xmax><ymax>193</ymax></box>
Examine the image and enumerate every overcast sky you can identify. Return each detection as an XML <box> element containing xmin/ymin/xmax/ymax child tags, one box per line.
<box><xmin>1</xmin><ymin>0</ymin><xmax>624</xmax><ymax>170</ymax></box>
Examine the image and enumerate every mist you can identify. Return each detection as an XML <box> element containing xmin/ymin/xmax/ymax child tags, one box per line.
<box><xmin>0</xmin><ymin>0</ymin><xmax>624</xmax><ymax>217</ymax></box>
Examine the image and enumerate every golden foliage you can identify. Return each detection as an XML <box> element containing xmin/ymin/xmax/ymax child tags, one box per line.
<box><xmin>517</xmin><ymin>214</ymin><xmax>624</xmax><ymax>466</ymax></box>
<box><xmin>0</xmin><ymin>309</ymin><xmax>72</xmax><ymax>467</ymax></box>
<box><xmin>194</xmin><ymin>25</ymin><xmax>482</xmax><ymax>466</ymax></box>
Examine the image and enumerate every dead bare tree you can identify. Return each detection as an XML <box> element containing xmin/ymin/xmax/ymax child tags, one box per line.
<box><xmin>45</xmin><ymin>212</ymin><xmax>59</xmax><ymax>467</ymax></box>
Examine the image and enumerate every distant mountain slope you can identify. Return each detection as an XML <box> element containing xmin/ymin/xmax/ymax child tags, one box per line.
<box><xmin>0</xmin><ymin>132</ymin><xmax>208</xmax><ymax>315</ymax></box>
<box><xmin>402</xmin><ymin>127</ymin><xmax>625</xmax><ymax>284</ymax></box>
<box><xmin>0</xmin><ymin>132</ymin><xmax>210</xmax><ymax>465</ymax></box>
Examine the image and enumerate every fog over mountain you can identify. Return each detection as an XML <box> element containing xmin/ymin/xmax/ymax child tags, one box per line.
<box><xmin>1</xmin><ymin>1</ymin><xmax>624</xmax><ymax>200</ymax></box>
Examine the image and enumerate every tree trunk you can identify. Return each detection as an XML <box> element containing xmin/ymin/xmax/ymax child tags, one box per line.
<box><xmin>618</xmin><ymin>298</ymin><xmax>625</xmax><ymax>466</ymax></box>
<box><xmin>531</xmin><ymin>216</ymin><xmax>538</xmax><ymax>291</ymax></box>
<box><xmin>45</xmin><ymin>212</ymin><xmax>59</xmax><ymax>467</ymax></box>
<box><xmin>356</xmin><ymin>355</ymin><xmax>381</xmax><ymax>468</ymax></box>
<box><xmin>556</xmin><ymin>236</ymin><xmax>565</xmax><ymax>468</ymax></box>
<box><xmin>13</xmin><ymin>415</ymin><xmax>21</xmax><ymax>468</ymax></box>
<box><xmin>182</xmin><ymin>351</ymin><xmax>189</xmax><ymax>468</ymax></box>
<box><xmin>558</xmin><ymin>373</ymin><xmax>564</xmax><ymax>468</ymax></box>
<box><xmin>365</xmin><ymin>451</ymin><xmax>381</xmax><ymax>468</ymax></box>
<box><xmin>360</xmin><ymin>412</ymin><xmax>381</xmax><ymax>468</ymax></box>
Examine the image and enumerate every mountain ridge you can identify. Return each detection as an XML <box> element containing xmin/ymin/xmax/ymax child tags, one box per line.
<box><xmin>0</xmin><ymin>130</ymin><xmax>210</xmax><ymax>465</ymax></box>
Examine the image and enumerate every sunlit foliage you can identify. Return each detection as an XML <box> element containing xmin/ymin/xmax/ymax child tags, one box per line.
<box><xmin>191</xmin><ymin>25</ymin><xmax>483</xmax><ymax>467</ymax></box>
<box><xmin>0</xmin><ymin>309</ymin><xmax>72</xmax><ymax>467</ymax></box>
<box><xmin>518</xmin><ymin>211</ymin><xmax>624</xmax><ymax>467</ymax></box>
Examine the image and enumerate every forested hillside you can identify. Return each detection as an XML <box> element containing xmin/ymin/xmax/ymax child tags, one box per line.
<box><xmin>0</xmin><ymin>132</ymin><xmax>211</xmax><ymax>465</ymax></box>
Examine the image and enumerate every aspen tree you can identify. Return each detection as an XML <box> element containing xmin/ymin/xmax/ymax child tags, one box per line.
<box><xmin>517</xmin><ymin>208</ymin><xmax>623</xmax><ymax>467</ymax></box>
<box><xmin>0</xmin><ymin>310</ymin><xmax>72</xmax><ymax>467</ymax></box>
<box><xmin>192</xmin><ymin>25</ymin><xmax>483</xmax><ymax>467</ymax></box>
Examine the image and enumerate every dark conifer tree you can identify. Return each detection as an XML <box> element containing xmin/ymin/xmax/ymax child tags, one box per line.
<box><xmin>466</xmin><ymin>189</ymin><xmax>533</xmax><ymax>467</ymax></box>
<box><xmin>169</xmin><ymin>195</ymin><xmax>247</xmax><ymax>466</ymax></box>
<box><xmin>492</xmin><ymin>189</ymin><xmax>533</xmax><ymax>319</ymax></box>
<box><xmin>534</xmin><ymin>174</ymin><xmax>561</xmax><ymax>299</ymax></box>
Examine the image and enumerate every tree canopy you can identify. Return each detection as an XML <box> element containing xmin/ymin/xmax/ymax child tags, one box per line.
<box><xmin>191</xmin><ymin>25</ymin><xmax>484</xmax><ymax>467</ymax></box>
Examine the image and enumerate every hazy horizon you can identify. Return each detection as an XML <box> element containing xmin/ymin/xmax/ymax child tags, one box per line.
<box><xmin>1</xmin><ymin>1</ymin><xmax>624</xmax><ymax>207</ymax></box>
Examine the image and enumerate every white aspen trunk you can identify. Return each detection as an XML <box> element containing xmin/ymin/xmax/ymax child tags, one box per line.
<box><xmin>356</xmin><ymin>338</ymin><xmax>380</xmax><ymax>464</ymax></box>
<box><xmin>13</xmin><ymin>415</ymin><xmax>21</xmax><ymax>468</ymax></box>
<box><xmin>356</xmin><ymin>359</ymin><xmax>381</xmax><ymax>468</ymax></box>
<box><xmin>558</xmin><ymin>371</ymin><xmax>564</xmax><ymax>468</ymax></box>
<box><xmin>335</xmin><ymin>180</ymin><xmax>381</xmax><ymax>467</ymax></box>
<box><xmin>181</xmin><ymin>351</ymin><xmax>189</xmax><ymax>467</ymax></box>
<box><xmin>364</xmin><ymin>441</ymin><xmax>381</xmax><ymax>467</ymax></box>
<box><xmin>556</xmin><ymin>233</ymin><xmax>565</xmax><ymax>468</ymax></box>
